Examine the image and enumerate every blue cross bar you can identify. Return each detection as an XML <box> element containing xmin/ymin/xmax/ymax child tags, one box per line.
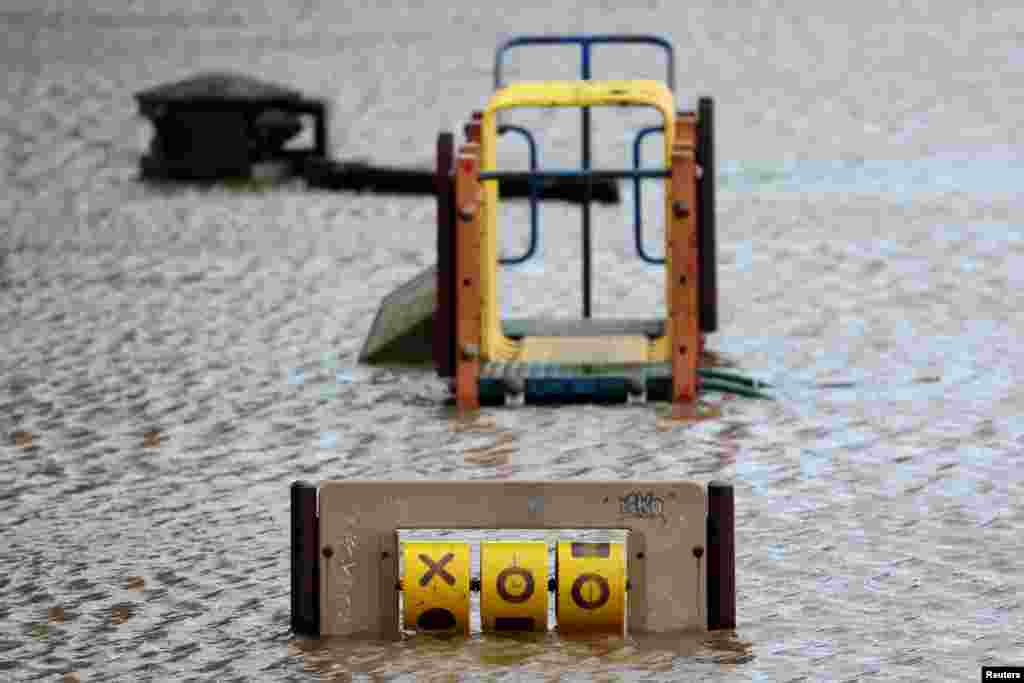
<box><xmin>633</xmin><ymin>126</ymin><xmax>668</xmax><ymax>264</ymax></box>
<box><xmin>497</xmin><ymin>125</ymin><xmax>539</xmax><ymax>266</ymax></box>
<box><xmin>479</xmin><ymin>168</ymin><xmax>670</xmax><ymax>182</ymax></box>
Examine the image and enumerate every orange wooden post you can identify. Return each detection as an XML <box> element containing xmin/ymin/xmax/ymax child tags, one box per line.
<box><xmin>669</xmin><ymin>115</ymin><xmax>700</xmax><ymax>407</ymax></box>
<box><xmin>454</xmin><ymin>144</ymin><xmax>482</xmax><ymax>410</ymax></box>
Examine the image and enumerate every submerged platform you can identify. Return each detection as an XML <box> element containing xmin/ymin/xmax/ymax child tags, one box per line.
<box><xmin>358</xmin><ymin>264</ymin><xmax>665</xmax><ymax>365</ymax></box>
<box><xmin>358</xmin><ymin>264</ymin><xmax>769</xmax><ymax>404</ymax></box>
<box><xmin>478</xmin><ymin>360</ymin><xmax>674</xmax><ymax>405</ymax></box>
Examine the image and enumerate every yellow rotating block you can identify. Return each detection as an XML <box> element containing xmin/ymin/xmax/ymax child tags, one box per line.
<box><xmin>480</xmin><ymin>541</ymin><xmax>548</xmax><ymax>632</ymax></box>
<box><xmin>402</xmin><ymin>542</ymin><xmax>470</xmax><ymax>634</ymax></box>
<box><xmin>556</xmin><ymin>541</ymin><xmax>627</xmax><ymax>633</ymax></box>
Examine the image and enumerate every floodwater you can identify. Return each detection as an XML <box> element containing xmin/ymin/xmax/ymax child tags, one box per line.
<box><xmin>2</xmin><ymin>1</ymin><xmax>1023</xmax><ymax>681</ymax></box>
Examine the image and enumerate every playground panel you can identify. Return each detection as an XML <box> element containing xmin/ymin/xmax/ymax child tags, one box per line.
<box><xmin>292</xmin><ymin>480</ymin><xmax>735</xmax><ymax>639</ymax></box>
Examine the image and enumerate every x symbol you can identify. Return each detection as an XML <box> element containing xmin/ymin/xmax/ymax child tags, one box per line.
<box><xmin>418</xmin><ymin>552</ymin><xmax>456</xmax><ymax>587</ymax></box>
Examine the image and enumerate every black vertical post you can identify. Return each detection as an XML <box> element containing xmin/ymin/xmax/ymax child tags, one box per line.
<box><xmin>291</xmin><ymin>481</ymin><xmax>320</xmax><ymax>637</ymax></box>
<box><xmin>696</xmin><ymin>96</ymin><xmax>717</xmax><ymax>333</ymax></box>
<box><xmin>434</xmin><ymin>132</ymin><xmax>456</xmax><ymax>378</ymax></box>
<box><xmin>581</xmin><ymin>44</ymin><xmax>593</xmax><ymax>319</ymax></box>
<box><xmin>706</xmin><ymin>481</ymin><xmax>735</xmax><ymax>630</ymax></box>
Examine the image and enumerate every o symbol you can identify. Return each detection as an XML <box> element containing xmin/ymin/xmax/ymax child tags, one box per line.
<box><xmin>570</xmin><ymin>573</ymin><xmax>610</xmax><ymax>610</ymax></box>
<box><xmin>496</xmin><ymin>567</ymin><xmax>535</xmax><ymax>604</ymax></box>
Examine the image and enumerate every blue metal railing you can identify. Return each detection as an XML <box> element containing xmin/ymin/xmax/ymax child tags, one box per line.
<box><xmin>496</xmin><ymin>125</ymin><xmax>539</xmax><ymax>265</ymax></box>
<box><xmin>632</xmin><ymin>125</ymin><xmax>666</xmax><ymax>264</ymax></box>
<box><xmin>494</xmin><ymin>34</ymin><xmax>675</xmax><ymax>91</ymax></box>
<box><xmin>480</xmin><ymin>168</ymin><xmax>670</xmax><ymax>182</ymax></box>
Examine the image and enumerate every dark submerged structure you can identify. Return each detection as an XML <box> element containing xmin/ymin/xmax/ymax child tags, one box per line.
<box><xmin>135</xmin><ymin>72</ymin><xmax>328</xmax><ymax>181</ymax></box>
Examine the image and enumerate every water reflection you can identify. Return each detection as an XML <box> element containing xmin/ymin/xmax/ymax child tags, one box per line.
<box><xmin>290</xmin><ymin>628</ymin><xmax>753</xmax><ymax>680</ymax></box>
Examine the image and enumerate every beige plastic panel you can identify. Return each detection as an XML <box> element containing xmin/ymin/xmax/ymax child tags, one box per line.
<box><xmin>318</xmin><ymin>480</ymin><xmax>707</xmax><ymax>638</ymax></box>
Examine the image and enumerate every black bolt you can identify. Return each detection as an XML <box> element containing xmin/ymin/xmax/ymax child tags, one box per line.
<box><xmin>673</xmin><ymin>200</ymin><xmax>690</xmax><ymax>219</ymax></box>
<box><xmin>382</xmin><ymin>551</ymin><xmax>390</xmax><ymax>559</ymax></box>
<box><xmin>636</xmin><ymin>552</ymin><xmax>645</xmax><ymax>559</ymax></box>
<box><xmin>692</xmin><ymin>546</ymin><xmax>704</xmax><ymax>559</ymax></box>
<box><xmin>322</xmin><ymin>546</ymin><xmax>334</xmax><ymax>559</ymax></box>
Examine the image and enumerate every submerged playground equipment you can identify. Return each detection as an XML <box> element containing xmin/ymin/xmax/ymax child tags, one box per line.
<box><xmin>360</xmin><ymin>34</ymin><xmax>771</xmax><ymax>406</ymax></box>
<box><xmin>291</xmin><ymin>36</ymin><xmax>740</xmax><ymax>643</ymax></box>
<box><xmin>428</xmin><ymin>36</ymin><xmax>765</xmax><ymax>411</ymax></box>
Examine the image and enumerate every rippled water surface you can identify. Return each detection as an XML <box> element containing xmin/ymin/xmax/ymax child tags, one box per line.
<box><xmin>2</xmin><ymin>2</ymin><xmax>1023</xmax><ymax>681</ymax></box>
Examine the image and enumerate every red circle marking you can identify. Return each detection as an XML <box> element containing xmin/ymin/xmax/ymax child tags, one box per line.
<box><xmin>460</xmin><ymin>159</ymin><xmax>474</xmax><ymax>174</ymax></box>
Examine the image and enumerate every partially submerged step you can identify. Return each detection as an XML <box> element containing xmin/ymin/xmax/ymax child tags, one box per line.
<box><xmin>359</xmin><ymin>265</ymin><xmax>437</xmax><ymax>365</ymax></box>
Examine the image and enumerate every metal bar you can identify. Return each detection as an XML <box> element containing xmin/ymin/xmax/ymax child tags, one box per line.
<box><xmin>434</xmin><ymin>132</ymin><xmax>456</xmax><ymax>378</ymax></box>
<box><xmin>581</xmin><ymin>42</ymin><xmax>592</xmax><ymax>319</ymax></box>
<box><xmin>494</xmin><ymin>34</ymin><xmax>675</xmax><ymax>91</ymax></box>
<box><xmin>706</xmin><ymin>481</ymin><xmax>736</xmax><ymax>630</ymax></box>
<box><xmin>497</xmin><ymin>125</ymin><xmax>540</xmax><ymax>265</ymax></box>
<box><xmin>480</xmin><ymin>168</ymin><xmax>668</xmax><ymax>182</ymax></box>
<box><xmin>291</xmin><ymin>481</ymin><xmax>320</xmax><ymax>637</ymax></box>
<box><xmin>697</xmin><ymin>97</ymin><xmax>718</xmax><ymax>333</ymax></box>
<box><xmin>632</xmin><ymin>125</ymin><xmax>666</xmax><ymax>264</ymax></box>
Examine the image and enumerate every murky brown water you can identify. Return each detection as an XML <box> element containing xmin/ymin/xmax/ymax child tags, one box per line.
<box><xmin>2</xmin><ymin>2</ymin><xmax>1023</xmax><ymax>681</ymax></box>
